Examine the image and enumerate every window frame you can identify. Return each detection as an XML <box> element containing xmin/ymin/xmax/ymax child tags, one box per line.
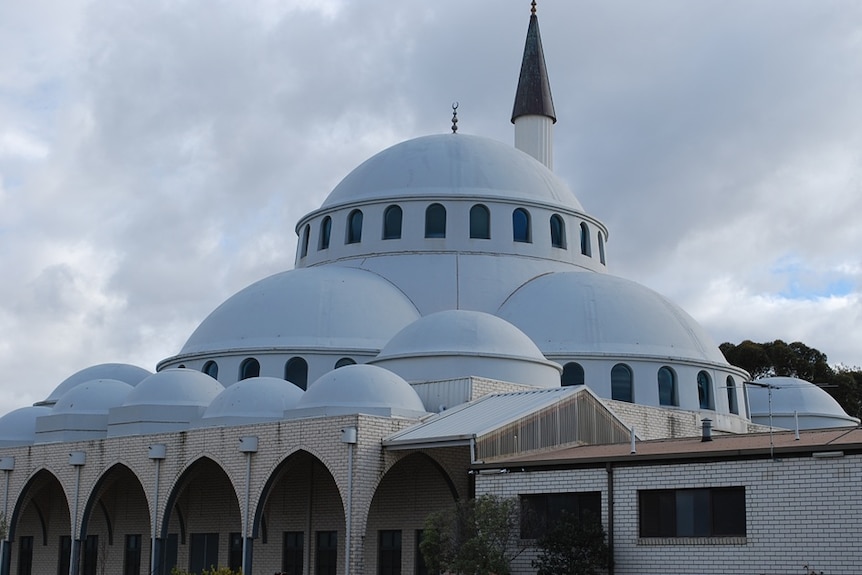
<box><xmin>658</xmin><ymin>366</ymin><xmax>678</xmax><ymax>407</ymax></box>
<box><xmin>378</xmin><ymin>530</ymin><xmax>402</xmax><ymax>575</ymax></box>
<box><xmin>698</xmin><ymin>370</ymin><xmax>714</xmax><ymax>410</ymax></box>
<box><xmin>282</xmin><ymin>531</ymin><xmax>304</xmax><ymax>575</ymax></box>
<box><xmin>319</xmin><ymin>216</ymin><xmax>332</xmax><ymax>250</ymax></box>
<box><xmin>639</xmin><ymin>487</ymin><xmax>746</xmax><ymax>539</ymax></box>
<box><xmin>513</xmin><ymin>208</ymin><xmax>531</xmax><ymax>243</ymax></box>
<box><xmin>239</xmin><ymin>357</ymin><xmax>261</xmax><ymax>380</ymax></box>
<box><xmin>561</xmin><ymin>362</ymin><xmax>585</xmax><ymax>387</ymax></box>
<box><xmin>383</xmin><ymin>205</ymin><xmax>403</xmax><ymax>240</ymax></box>
<box><xmin>424</xmin><ymin>203</ymin><xmax>446</xmax><ymax>239</ymax></box>
<box><xmin>580</xmin><ymin>222</ymin><xmax>592</xmax><ymax>256</ymax></box>
<box><xmin>469</xmin><ymin>204</ymin><xmax>491</xmax><ymax>239</ymax></box>
<box><xmin>285</xmin><ymin>357</ymin><xmax>309</xmax><ymax>390</ymax></box>
<box><xmin>520</xmin><ymin>491</ymin><xmax>602</xmax><ymax>539</ymax></box>
<box><xmin>346</xmin><ymin>209</ymin><xmax>363</xmax><ymax>244</ymax></box>
<box><xmin>611</xmin><ymin>363</ymin><xmax>634</xmax><ymax>403</ymax></box>
<box><xmin>550</xmin><ymin>214</ymin><xmax>566</xmax><ymax>249</ymax></box>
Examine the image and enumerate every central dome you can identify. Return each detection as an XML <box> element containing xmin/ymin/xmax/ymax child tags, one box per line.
<box><xmin>321</xmin><ymin>134</ymin><xmax>583</xmax><ymax>211</ymax></box>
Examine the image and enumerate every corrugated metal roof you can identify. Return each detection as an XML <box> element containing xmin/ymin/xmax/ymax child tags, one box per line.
<box><xmin>383</xmin><ymin>386</ymin><xmax>586</xmax><ymax>448</ymax></box>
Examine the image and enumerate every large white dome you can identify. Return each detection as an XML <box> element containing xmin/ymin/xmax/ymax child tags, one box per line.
<box><xmin>497</xmin><ymin>271</ymin><xmax>727</xmax><ymax>364</ymax></box>
<box><xmin>321</xmin><ymin>134</ymin><xmax>584</xmax><ymax>211</ymax></box>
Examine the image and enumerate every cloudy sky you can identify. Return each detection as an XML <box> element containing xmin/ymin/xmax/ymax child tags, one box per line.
<box><xmin>1</xmin><ymin>0</ymin><xmax>860</xmax><ymax>415</ymax></box>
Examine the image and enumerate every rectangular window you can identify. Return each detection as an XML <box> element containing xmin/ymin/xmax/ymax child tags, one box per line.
<box><xmin>316</xmin><ymin>531</ymin><xmax>338</xmax><ymax>575</ymax></box>
<box><xmin>415</xmin><ymin>530</ymin><xmax>428</xmax><ymax>575</ymax></box>
<box><xmin>124</xmin><ymin>534</ymin><xmax>142</xmax><ymax>575</ymax></box>
<box><xmin>82</xmin><ymin>534</ymin><xmax>99</xmax><ymax>575</ymax></box>
<box><xmin>57</xmin><ymin>536</ymin><xmax>71</xmax><ymax>575</ymax></box>
<box><xmin>189</xmin><ymin>533</ymin><xmax>219</xmax><ymax>575</ymax></box>
<box><xmin>17</xmin><ymin>536</ymin><xmax>33</xmax><ymax>575</ymax></box>
<box><xmin>161</xmin><ymin>533</ymin><xmax>179</xmax><ymax>575</ymax></box>
<box><xmin>639</xmin><ymin>487</ymin><xmax>746</xmax><ymax>538</ymax></box>
<box><xmin>228</xmin><ymin>532</ymin><xmax>243</xmax><ymax>572</ymax></box>
<box><xmin>282</xmin><ymin>531</ymin><xmax>304</xmax><ymax>575</ymax></box>
<box><xmin>520</xmin><ymin>491</ymin><xmax>601</xmax><ymax>539</ymax></box>
<box><xmin>378</xmin><ymin>530</ymin><xmax>402</xmax><ymax>575</ymax></box>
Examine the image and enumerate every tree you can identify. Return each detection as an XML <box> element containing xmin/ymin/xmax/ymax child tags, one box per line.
<box><xmin>532</xmin><ymin>512</ymin><xmax>610</xmax><ymax>575</ymax></box>
<box><xmin>420</xmin><ymin>495</ymin><xmax>527</xmax><ymax>575</ymax></box>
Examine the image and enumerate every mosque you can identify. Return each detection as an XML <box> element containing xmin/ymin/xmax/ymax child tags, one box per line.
<box><xmin>0</xmin><ymin>4</ymin><xmax>859</xmax><ymax>575</ymax></box>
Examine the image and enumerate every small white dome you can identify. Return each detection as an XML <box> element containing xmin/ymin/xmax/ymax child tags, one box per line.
<box><xmin>748</xmin><ymin>376</ymin><xmax>860</xmax><ymax>430</ymax></box>
<box><xmin>289</xmin><ymin>364</ymin><xmax>426</xmax><ymax>418</ymax></box>
<box><xmin>39</xmin><ymin>363</ymin><xmax>151</xmax><ymax>406</ymax></box>
<box><xmin>196</xmin><ymin>377</ymin><xmax>304</xmax><ymax>428</ymax></box>
<box><xmin>370</xmin><ymin>310</ymin><xmax>561</xmax><ymax>387</ymax></box>
<box><xmin>173</xmin><ymin>266</ymin><xmax>421</xmax><ymax>357</ymax></box>
<box><xmin>322</xmin><ymin>134</ymin><xmax>584</xmax><ymax>211</ymax></box>
<box><xmin>51</xmin><ymin>379</ymin><xmax>134</xmax><ymax>414</ymax></box>
<box><xmin>0</xmin><ymin>406</ymin><xmax>52</xmax><ymax>447</ymax></box>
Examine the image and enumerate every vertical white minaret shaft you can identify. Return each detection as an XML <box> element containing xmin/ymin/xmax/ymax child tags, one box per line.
<box><xmin>512</xmin><ymin>1</ymin><xmax>556</xmax><ymax>170</ymax></box>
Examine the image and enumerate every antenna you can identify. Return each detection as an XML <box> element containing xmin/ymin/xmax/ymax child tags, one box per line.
<box><xmin>451</xmin><ymin>102</ymin><xmax>459</xmax><ymax>133</ymax></box>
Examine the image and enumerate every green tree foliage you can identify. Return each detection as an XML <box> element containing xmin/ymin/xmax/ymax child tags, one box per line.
<box><xmin>532</xmin><ymin>512</ymin><xmax>610</xmax><ymax>575</ymax></box>
<box><xmin>420</xmin><ymin>495</ymin><xmax>526</xmax><ymax>575</ymax></box>
<box><xmin>720</xmin><ymin>339</ymin><xmax>862</xmax><ymax>419</ymax></box>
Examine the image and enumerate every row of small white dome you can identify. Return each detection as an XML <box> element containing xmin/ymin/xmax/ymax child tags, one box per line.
<box><xmin>0</xmin><ymin>363</ymin><xmax>427</xmax><ymax>447</ymax></box>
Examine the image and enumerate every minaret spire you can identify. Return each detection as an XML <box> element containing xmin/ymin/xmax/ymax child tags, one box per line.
<box><xmin>511</xmin><ymin>1</ymin><xmax>556</xmax><ymax>169</ymax></box>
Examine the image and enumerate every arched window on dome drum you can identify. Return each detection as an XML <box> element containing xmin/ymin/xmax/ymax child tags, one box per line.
<box><xmin>550</xmin><ymin>214</ymin><xmax>566</xmax><ymax>249</ymax></box>
<box><xmin>470</xmin><ymin>204</ymin><xmax>490</xmax><ymax>239</ymax></box>
<box><xmin>697</xmin><ymin>370</ymin><xmax>714</xmax><ymax>410</ymax></box>
<box><xmin>658</xmin><ymin>366</ymin><xmax>678</xmax><ymax>406</ymax></box>
<box><xmin>335</xmin><ymin>357</ymin><xmax>356</xmax><ymax>369</ymax></box>
<box><xmin>383</xmin><ymin>205</ymin><xmax>402</xmax><ymax>240</ymax></box>
<box><xmin>319</xmin><ymin>216</ymin><xmax>332</xmax><ymax>250</ymax></box>
<box><xmin>513</xmin><ymin>208</ymin><xmax>531</xmax><ymax>243</ymax></box>
<box><xmin>346</xmin><ymin>210</ymin><xmax>363</xmax><ymax>244</ymax></box>
<box><xmin>300</xmin><ymin>224</ymin><xmax>310</xmax><ymax>258</ymax></box>
<box><xmin>598</xmin><ymin>232</ymin><xmax>606</xmax><ymax>265</ymax></box>
<box><xmin>561</xmin><ymin>362</ymin><xmax>585</xmax><ymax>387</ymax></box>
<box><xmin>285</xmin><ymin>357</ymin><xmax>308</xmax><ymax>390</ymax></box>
<box><xmin>425</xmin><ymin>203</ymin><xmax>446</xmax><ymax>238</ymax></box>
<box><xmin>580</xmin><ymin>222</ymin><xmax>591</xmax><ymax>256</ymax></box>
<box><xmin>239</xmin><ymin>358</ymin><xmax>260</xmax><ymax>380</ymax></box>
<box><xmin>203</xmin><ymin>361</ymin><xmax>219</xmax><ymax>380</ymax></box>
<box><xmin>611</xmin><ymin>363</ymin><xmax>633</xmax><ymax>402</ymax></box>
<box><xmin>726</xmin><ymin>375</ymin><xmax>738</xmax><ymax>414</ymax></box>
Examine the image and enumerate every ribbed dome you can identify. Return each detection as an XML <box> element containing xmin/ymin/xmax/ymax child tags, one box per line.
<box><xmin>497</xmin><ymin>271</ymin><xmax>727</xmax><ymax>364</ymax></box>
<box><xmin>176</xmin><ymin>266</ymin><xmax>421</xmax><ymax>356</ymax></box>
<box><xmin>748</xmin><ymin>377</ymin><xmax>860</xmax><ymax>430</ymax></box>
<box><xmin>322</xmin><ymin>134</ymin><xmax>583</xmax><ymax>211</ymax></box>
<box><xmin>290</xmin><ymin>364</ymin><xmax>426</xmax><ymax>418</ymax></box>
<box><xmin>39</xmin><ymin>363</ymin><xmax>151</xmax><ymax>406</ymax></box>
<box><xmin>0</xmin><ymin>406</ymin><xmax>52</xmax><ymax>447</ymax></box>
<box><xmin>196</xmin><ymin>377</ymin><xmax>304</xmax><ymax>427</ymax></box>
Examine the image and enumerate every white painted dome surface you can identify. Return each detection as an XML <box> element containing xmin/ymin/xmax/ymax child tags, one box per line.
<box><xmin>497</xmin><ymin>271</ymin><xmax>727</xmax><ymax>364</ymax></box>
<box><xmin>748</xmin><ymin>376</ymin><xmax>860</xmax><ymax>430</ymax></box>
<box><xmin>196</xmin><ymin>377</ymin><xmax>304</xmax><ymax>427</ymax></box>
<box><xmin>0</xmin><ymin>406</ymin><xmax>52</xmax><ymax>447</ymax></box>
<box><xmin>40</xmin><ymin>363</ymin><xmax>151</xmax><ymax>406</ymax></box>
<box><xmin>35</xmin><ymin>379</ymin><xmax>134</xmax><ymax>443</ymax></box>
<box><xmin>322</xmin><ymin>134</ymin><xmax>583</xmax><ymax>211</ymax></box>
<box><xmin>178</xmin><ymin>266</ymin><xmax>420</xmax><ymax>356</ymax></box>
<box><xmin>290</xmin><ymin>364</ymin><xmax>426</xmax><ymax>418</ymax></box>
<box><xmin>371</xmin><ymin>310</ymin><xmax>561</xmax><ymax>387</ymax></box>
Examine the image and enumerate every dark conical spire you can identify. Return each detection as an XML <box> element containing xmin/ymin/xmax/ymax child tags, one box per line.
<box><xmin>511</xmin><ymin>1</ymin><xmax>556</xmax><ymax>124</ymax></box>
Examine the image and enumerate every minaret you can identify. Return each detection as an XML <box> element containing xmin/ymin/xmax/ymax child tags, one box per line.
<box><xmin>511</xmin><ymin>1</ymin><xmax>556</xmax><ymax>170</ymax></box>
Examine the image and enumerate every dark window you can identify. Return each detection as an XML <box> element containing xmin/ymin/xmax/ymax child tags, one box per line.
<box><xmin>300</xmin><ymin>224</ymin><xmax>310</xmax><ymax>258</ymax></box>
<box><xmin>124</xmin><ymin>534</ymin><xmax>142</xmax><ymax>575</ymax></box>
<box><xmin>727</xmin><ymin>376</ymin><xmax>739</xmax><ymax>414</ymax></box>
<box><xmin>425</xmin><ymin>204</ymin><xmax>446</xmax><ymax>238</ymax></box>
<box><xmin>17</xmin><ymin>536</ymin><xmax>33</xmax><ymax>575</ymax></box>
<box><xmin>347</xmin><ymin>210</ymin><xmax>363</xmax><ymax>244</ymax></box>
<box><xmin>316</xmin><ymin>531</ymin><xmax>338</xmax><ymax>575</ymax></box>
<box><xmin>319</xmin><ymin>216</ymin><xmax>332</xmax><ymax>250</ymax></box>
<box><xmin>550</xmin><ymin>215</ymin><xmax>566</xmax><ymax>249</ymax></box>
<box><xmin>57</xmin><ymin>536</ymin><xmax>71</xmax><ymax>575</ymax></box>
<box><xmin>161</xmin><ymin>534</ymin><xmax>179</xmax><ymax>575</ymax></box>
<box><xmin>658</xmin><ymin>366</ymin><xmax>677</xmax><ymax>407</ymax></box>
<box><xmin>698</xmin><ymin>371</ymin><xmax>714</xmax><ymax>410</ymax></box>
<box><xmin>611</xmin><ymin>363</ymin><xmax>633</xmax><ymax>403</ymax></box>
<box><xmin>282</xmin><ymin>531</ymin><xmax>304</xmax><ymax>575</ymax></box>
<box><xmin>415</xmin><ymin>531</ymin><xmax>428</xmax><ymax>575</ymax></box>
<box><xmin>335</xmin><ymin>357</ymin><xmax>355</xmax><ymax>369</ymax></box>
<box><xmin>378</xmin><ymin>530</ymin><xmax>402</xmax><ymax>575</ymax></box>
<box><xmin>82</xmin><ymin>535</ymin><xmax>98</xmax><ymax>575</ymax></box>
<box><xmin>469</xmin><ymin>204</ymin><xmax>490</xmax><ymax>239</ymax></box>
<box><xmin>598</xmin><ymin>232</ymin><xmax>606</xmax><ymax>264</ymax></box>
<box><xmin>520</xmin><ymin>492</ymin><xmax>601</xmax><ymax>539</ymax></box>
<box><xmin>383</xmin><ymin>205</ymin><xmax>403</xmax><ymax>240</ymax></box>
<box><xmin>580</xmin><ymin>223</ymin><xmax>591</xmax><ymax>256</ymax></box>
<box><xmin>203</xmin><ymin>360</ymin><xmax>219</xmax><ymax>380</ymax></box>
<box><xmin>561</xmin><ymin>362</ymin><xmax>585</xmax><ymax>387</ymax></box>
<box><xmin>639</xmin><ymin>487</ymin><xmax>746</xmax><ymax>538</ymax></box>
<box><xmin>285</xmin><ymin>357</ymin><xmax>309</xmax><ymax>390</ymax></box>
<box><xmin>239</xmin><ymin>357</ymin><xmax>260</xmax><ymax>380</ymax></box>
<box><xmin>189</xmin><ymin>533</ymin><xmax>219</xmax><ymax>575</ymax></box>
<box><xmin>228</xmin><ymin>533</ymin><xmax>243</xmax><ymax>572</ymax></box>
<box><xmin>513</xmin><ymin>208</ymin><xmax>531</xmax><ymax>243</ymax></box>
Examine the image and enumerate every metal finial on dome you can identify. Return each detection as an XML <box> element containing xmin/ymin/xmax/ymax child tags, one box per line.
<box><xmin>451</xmin><ymin>101</ymin><xmax>459</xmax><ymax>134</ymax></box>
<box><xmin>531</xmin><ymin>0</ymin><xmax>537</xmax><ymax>15</ymax></box>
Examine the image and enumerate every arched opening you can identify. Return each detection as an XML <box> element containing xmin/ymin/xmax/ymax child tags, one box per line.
<box><xmin>346</xmin><ymin>210</ymin><xmax>363</xmax><ymax>244</ymax></box>
<box><xmin>319</xmin><ymin>216</ymin><xmax>332</xmax><ymax>250</ymax></box>
<box><xmin>611</xmin><ymin>363</ymin><xmax>633</xmax><ymax>403</ymax></box>
<box><xmin>239</xmin><ymin>358</ymin><xmax>260</xmax><ymax>380</ymax></box>
<box><xmin>202</xmin><ymin>361</ymin><xmax>219</xmax><ymax>381</ymax></box>
<box><xmin>550</xmin><ymin>215</ymin><xmax>566</xmax><ymax>249</ymax></box>
<box><xmin>300</xmin><ymin>224</ymin><xmax>310</xmax><ymax>258</ymax></box>
<box><xmin>727</xmin><ymin>375</ymin><xmax>738</xmax><ymax>414</ymax></box>
<box><xmin>580</xmin><ymin>222</ymin><xmax>591</xmax><ymax>256</ymax></box>
<box><xmin>8</xmin><ymin>470</ymin><xmax>71</xmax><ymax>575</ymax></box>
<box><xmin>513</xmin><ymin>208</ymin><xmax>531</xmax><ymax>243</ymax></box>
<box><xmin>561</xmin><ymin>362</ymin><xmax>584</xmax><ymax>387</ymax></box>
<box><xmin>698</xmin><ymin>371</ymin><xmax>714</xmax><ymax>410</ymax></box>
<box><xmin>658</xmin><ymin>366</ymin><xmax>678</xmax><ymax>407</ymax></box>
<box><xmin>598</xmin><ymin>232</ymin><xmax>606</xmax><ymax>264</ymax></box>
<box><xmin>383</xmin><ymin>205</ymin><xmax>403</xmax><ymax>240</ymax></box>
<box><xmin>469</xmin><ymin>204</ymin><xmax>490</xmax><ymax>239</ymax></box>
<box><xmin>285</xmin><ymin>357</ymin><xmax>309</xmax><ymax>390</ymax></box>
<box><xmin>335</xmin><ymin>357</ymin><xmax>356</xmax><ymax>369</ymax></box>
<box><xmin>425</xmin><ymin>204</ymin><xmax>446</xmax><ymax>238</ymax></box>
